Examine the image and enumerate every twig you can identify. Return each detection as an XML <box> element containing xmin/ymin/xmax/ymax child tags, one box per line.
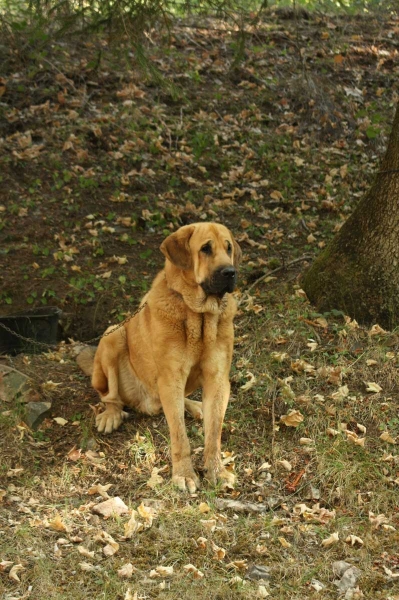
<box><xmin>239</xmin><ymin>254</ymin><xmax>312</xmax><ymax>304</ymax></box>
<box><xmin>271</xmin><ymin>388</ymin><xmax>276</xmax><ymax>463</ymax></box>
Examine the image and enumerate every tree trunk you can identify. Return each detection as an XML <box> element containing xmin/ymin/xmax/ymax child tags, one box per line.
<box><xmin>302</xmin><ymin>102</ymin><xmax>399</xmax><ymax>329</ymax></box>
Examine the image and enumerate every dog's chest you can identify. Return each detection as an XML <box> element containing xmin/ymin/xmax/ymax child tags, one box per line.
<box><xmin>185</xmin><ymin>312</ymin><xmax>218</xmax><ymax>354</ymax></box>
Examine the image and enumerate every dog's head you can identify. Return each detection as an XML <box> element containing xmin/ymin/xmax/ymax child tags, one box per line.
<box><xmin>160</xmin><ymin>223</ymin><xmax>242</xmax><ymax>297</ymax></box>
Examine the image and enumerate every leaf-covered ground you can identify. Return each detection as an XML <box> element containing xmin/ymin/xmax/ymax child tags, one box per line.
<box><xmin>1</xmin><ymin>7</ymin><xmax>399</xmax><ymax>600</ymax></box>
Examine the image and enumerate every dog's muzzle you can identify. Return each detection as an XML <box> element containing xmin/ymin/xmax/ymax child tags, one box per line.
<box><xmin>201</xmin><ymin>266</ymin><xmax>237</xmax><ymax>297</ymax></box>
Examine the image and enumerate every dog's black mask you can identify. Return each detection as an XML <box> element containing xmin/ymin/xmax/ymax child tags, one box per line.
<box><xmin>201</xmin><ymin>265</ymin><xmax>237</xmax><ymax>297</ymax></box>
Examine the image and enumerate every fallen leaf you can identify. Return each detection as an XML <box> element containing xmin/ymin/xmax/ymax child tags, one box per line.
<box><xmin>67</xmin><ymin>446</ymin><xmax>82</xmax><ymax>461</ymax></box>
<box><xmin>383</xmin><ymin>566</ymin><xmax>399</xmax><ymax>579</ymax></box>
<box><xmin>364</xmin><ymin>381</ymin><xmax>382</xmax><ymax>393</ymax></box>
<box><xmin>240</xmin><ymin>371</ymin><xmax>257</xmax><ymax>391</ymax></box>
<box><xmin>88</xmin><ymin>483</ymin><xmax>113</xmax><ymax>499</ymax></box>
<box><xmin>346</xmin><ymin>431</ymin><xmax>366</xmax><ymax>447</ymax></box>
<box><xmin>369</xmin><ymin>324</ymin><xmax>387</xmax><ymax>336</ymax></box>
<box><xmin>9</xmin><ymin>564</ymin><xmax>25</xmax><ymax>582</ymax></box>
<box><xmin>227</xmin><ymin>559</ymin><xmax>248</xmax><ymax>570</ymax></box>
<box><xmin>183</xmin><ymin>563</ymin><xmax>205</xmax><ymax>578</ymax></box>
<box><xmin>277</xmin><ymin>460</ymin><xmax>292</xmax><ymax>471</ymax></box>
<box><xmin>53</xmin><ymin>417</ymin><xmax>68</xmax><ymax>426</ymax></box>
<box><xmin>77</xmin><ymin>546</ymin><xmax>95</xmax><ymax>558</ymax></box>
<box><xmin>278</xmin><ymin>537</ymin><xmax>292</xmax><ymax>548</ymax></box>
<box><xmin>79</xmin><ymin>562</ymin><xmax>102</xmax><ymax>572</ymax></box>
<box><xmin>48</xmin><ymin>514</ymin><xmax>69</xmax><ymax>532</ymax></box>
<box><xmin>199</xmin><ymin>502</ymin><xmax>211</xmax><ymax>514</ymax></box>
<box><xmin>200</xmin><ymin>518</ymin><xmax>217</xmax><ymax>533</ymax></box>
<box><xmin>150</xmin><ymin>565</ymin><xmax>174</xmax><ymax>577</ymax></box>
<box><xmin>118</xmin><ymin>563</ymin><xmax>134</xmax><ymax>578</ymax></box>
<box><xmin>327</xmin><ymin>428</ymin><xmax>340</xmax><ymax>436</ymax></box>
<box><xmin>280</xmin><ymin>410</ymin><xmax>304</xmax><ymax>427</ymax></box>
<box><xmin>146</xmin><ymin>467</ymin><xmax>164</xmax><ymax>489</ymax></box>
<box><xmin>42</xmin><ymin>380</ymin><xmax>62</xmax><ymax>391</ymax></box>
<box><xmin>124</xmin><ymin>510</ymin><xmax>143</xmax><ymax>539</ymax></box>
<box><xmin>94</xmin><ymin>531</ymin><xmax>119</xmax><ymax>556</ymax></box>
<box><xmin>137</xmin><ymin>502</ymin><xmax>157</xmax><ymax>527</ymax></box>
<box><xmin>0</xmin><ymin>560</ymin><xmax>13</xmax><ymax>572</ymax></box>
<box><xmin>331</xmin><ymin>385</ymin><xmax>349</xmax><ymax>401</ymax></box>
<box><xmin>345</xmin><ymin>534</ymin><xmax>364</xmax><ymax>546</ymax></box>
<box><xmin>321</xmin><ymin>531</ymin><xmax>339</xmax><ymax>547</ymax></box>
<box><xmin>103</xmin><ymin>542</ymin><xmax>119</xmax><ymax>557</ymax></box>
<box><xmin>380</xmin><ymin>431</ymin><xmax>396</xmax><ymax>444</ymax></box>
<box><xmin>368</xmin><ymin>511</ymin><xmax>389</xmax><ymax>529</ymax></box>
<box><xmin>195</xmin><ymin>536</ymin><xmax>207</xmax><ymax>549</ymax></box>
<box><xmin>211</xmin><ymin>541</ymin><xmax>226</xmax><ymax>560</ymax></box>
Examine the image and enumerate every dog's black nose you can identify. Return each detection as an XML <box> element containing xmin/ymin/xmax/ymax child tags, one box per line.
<box><xmin>220</xmin><ymin>266</ymin><xmax>236</xmax><ymax>279</ymax></box>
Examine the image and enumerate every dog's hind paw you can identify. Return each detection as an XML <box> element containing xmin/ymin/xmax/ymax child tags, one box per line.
<box><xmin>96</xmin><ymin>405</ymin><xmax>127</xmax><ymax>434</ymax></box>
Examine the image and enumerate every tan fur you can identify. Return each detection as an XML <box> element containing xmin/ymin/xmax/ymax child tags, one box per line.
<box><xmin>77</xmin><ymin>222</ymin><xmax>241</xmax><ymax>492</ymax></box>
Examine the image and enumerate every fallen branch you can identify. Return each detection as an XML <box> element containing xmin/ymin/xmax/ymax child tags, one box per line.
<box><xmin>239</xmin><ymin>254</ymin><xmax>313</xmax><ymax>305</ymax></box>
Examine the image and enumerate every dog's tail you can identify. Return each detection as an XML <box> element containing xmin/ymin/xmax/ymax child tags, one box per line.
<box><xmin>76</xmin><ymin>346</ymin><xmax>97</xmax><ymax>376</ymax></box>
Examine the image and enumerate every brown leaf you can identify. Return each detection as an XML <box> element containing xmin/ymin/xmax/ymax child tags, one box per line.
<box><xmin>48</xmin><ymin>514</ymin><xmax>69</xmax><ymax>532</ymax></box>
<box><xmin>280</xmin><ymin>410</ymin><xmax>304</xmax><ymax>428</ymax></box>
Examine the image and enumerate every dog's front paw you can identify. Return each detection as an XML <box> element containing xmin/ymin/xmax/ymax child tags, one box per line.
<box><xmin>96</xmin><ymin>405</ymin><xmax>127</xmax><ymax>434</ymax></box>
<box><xmin>172</xmin><ymin>461</ymin><xmax>200</xmax><ymax>493</ymax></box>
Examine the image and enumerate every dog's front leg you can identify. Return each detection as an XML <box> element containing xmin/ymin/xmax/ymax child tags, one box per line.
<box><xmin>158</xmin><ymin>373</ymin><xmax>199</xmax><ymax>493</ymax></box>
<box><xmin>202</xmin><ymin>373</ymin><xmax>236</xmax><ymax>489</ymax></box>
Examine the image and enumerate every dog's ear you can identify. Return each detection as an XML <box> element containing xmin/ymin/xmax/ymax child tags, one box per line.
<box><xmin>160</xmin><ymin>225</ymin><xmax>195</xmax><ymax>270</ymax></box>
<box><xmin>233</xmin><ymin>238</ymin><xmax>242</xmax><ymax>270</ymax></box>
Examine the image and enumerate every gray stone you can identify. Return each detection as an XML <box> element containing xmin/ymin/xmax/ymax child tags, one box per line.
<box><xmin>24</xmin><ymin>401</ymin><xmax>52</xmax><ymax>430</ymax></box>
<box><xmin>246</xmin><ymin>565</ymin><xmax>271</xmax><ymax>581</ymax></box>
<box><xmin>0</xmin><ymin>365</ymin><xmax>30</xmax><ymax>404</ymax></box>
<box><xmin>333</xmin><ymin>562</ymin><xmax>361</xmax><ymax>594</ymax></box>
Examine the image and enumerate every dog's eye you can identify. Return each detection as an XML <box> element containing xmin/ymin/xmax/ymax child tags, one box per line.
<box><xmin>201</xmin><ymin>242</ymin><xmax>212</xmax><ymax>255</ymax></box>
<box><xmin>226</xmin><ymin>241</ymin><xmax>232</xmax><ymax>255</ymax></box>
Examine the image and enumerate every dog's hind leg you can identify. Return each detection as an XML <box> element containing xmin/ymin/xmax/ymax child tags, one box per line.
<box><xmin>93</xmin><ymin>364</ymin><xmax>127</xmax><ymax>434</ymax></box>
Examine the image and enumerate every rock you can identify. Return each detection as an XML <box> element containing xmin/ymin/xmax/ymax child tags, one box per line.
<box><xmin>85</xmin><ymin>437</ymin><xmax>99</xmax><ymax>451</ymax></box>
<box><xmin>310</xmin><ymin>579</ymin><xmax>325</xmax><ymax>592</ymax></box>
<box><xmin>92</xmin><ymin>496</ymin><xmax>129</xmax><ymax>518</ymax></box>
<box><xmin>246</xmin><ymin>565</ymin><xmax>271</xmax><ymax>581</ymax></box>
<box><xmin>0</xmin><ymin>365</ymin><xmax>30</xmax><ymax>404</ymax></box>
<box><xmin>333</xmin><ymin>561</ymin><xmax>361</xmax><ymax>594</ymax></box>
<box><xmin>333</xmin><ymin>561</ymin><xmax>353</xmax><ymax>577</ymax></box>
<box><xmin>24</xmin><ymin>402</ymin><xmax>52</xmax><ymax>430</ymax></box>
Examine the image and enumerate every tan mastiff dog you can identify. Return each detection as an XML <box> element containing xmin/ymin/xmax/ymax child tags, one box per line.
<box><xmin>77</xmin><ymin>222</ymin><xmax>241</xmax><ymax>492</ymax></box>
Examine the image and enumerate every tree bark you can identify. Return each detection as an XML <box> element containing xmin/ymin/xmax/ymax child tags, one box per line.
<box><xmin>302</xmin><ymin>103</ymin><xmax>399</xmax><ymax>329</ymax></box>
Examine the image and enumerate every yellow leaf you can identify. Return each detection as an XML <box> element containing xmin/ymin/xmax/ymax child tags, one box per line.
<box><xmin>365</xmin><ymin>381</ymin><xmax>382</xmax><ymax>393</ymax></box>
<box><xmin>280</xmin><ymin>410</ymin><xmax>304</xmax><ymax>428</ymax></box>
<box><xmin>48</xmin><ymin>514</ymin><xmax>68</xmax><ymax>533</ymax></box>
<box><xmin>380</xmin><ymin>431</ymin><xmax>396</xmax><ymax>444</ymax></box>
<box><xmin>321</xmin><ymin>532</ymin><xmax>339</xmax><ymax>547</ymax></box>
<box><xmin>199</xmin><ymin>502</ymin><xmax>211</xmax><ymax>514</ymax></box>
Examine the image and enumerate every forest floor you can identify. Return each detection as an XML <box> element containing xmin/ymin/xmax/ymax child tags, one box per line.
<box><xmin>1</xmin><ymin>6</ymin><xmax>399</xmax><ymax>600</ymax></box>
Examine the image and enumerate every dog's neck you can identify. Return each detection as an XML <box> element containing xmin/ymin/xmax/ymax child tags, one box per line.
<box><xmin>164</xmin><ymin>262</ymin><xmax>226</xmax><ymax>315</ymax></box>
